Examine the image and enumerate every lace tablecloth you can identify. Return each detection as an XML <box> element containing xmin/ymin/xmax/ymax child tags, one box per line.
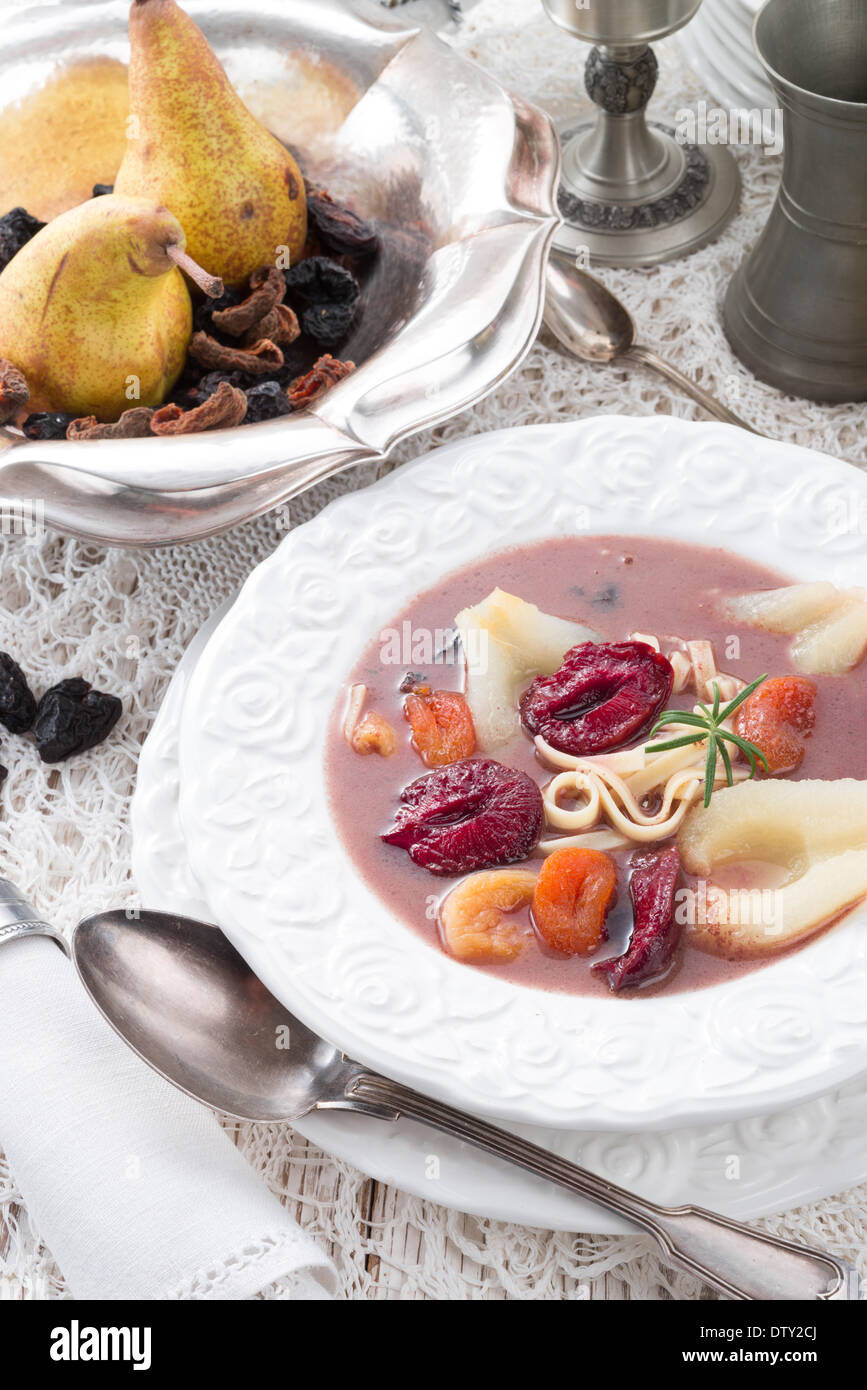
<box><xmin>2</xmin><ymin>0</ymin><xmax>865</xmax><ymax>1300</ymax></box>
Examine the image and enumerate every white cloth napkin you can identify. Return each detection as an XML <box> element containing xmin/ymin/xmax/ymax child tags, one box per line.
<box><xmin>0</xmin><ymin>937</ymin><xmax>337</xmax><ymax>1300</ymax></box>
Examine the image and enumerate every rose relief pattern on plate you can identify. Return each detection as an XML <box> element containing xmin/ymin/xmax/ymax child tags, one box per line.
<box><xmin>131</xmin><ymin>529</ymin><xmax>867</xmax><ymax>1228</ymax></box>
<box><xmin>175</xmin><ymin>418</ymin><xmax>867</xmax><ymax>1130</ymax></box>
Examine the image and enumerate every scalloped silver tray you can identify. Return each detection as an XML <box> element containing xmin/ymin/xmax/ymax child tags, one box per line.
<box><xmin>0</xmin><ymin>0</ymin><xmax>560</xmax><ymax>546</ymax></box>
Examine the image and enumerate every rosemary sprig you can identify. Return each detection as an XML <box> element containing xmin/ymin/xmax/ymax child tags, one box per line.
<box><xmin>645</xmin><ymin>673</ymin><xmax>770</xmax><ymax>807</ymax></box>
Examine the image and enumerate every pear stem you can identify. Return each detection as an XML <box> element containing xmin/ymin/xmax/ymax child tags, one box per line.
<box><xmin>166</xmin><ymin>243</ymin><xmax>224</xmax><ymax>298</ymax></box>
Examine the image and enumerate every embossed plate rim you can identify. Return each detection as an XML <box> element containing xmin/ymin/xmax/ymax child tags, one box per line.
<box><xmin>176</xmin><ymin>416</ymin><xmax>867</xmax><ymax>1130</ymax></box>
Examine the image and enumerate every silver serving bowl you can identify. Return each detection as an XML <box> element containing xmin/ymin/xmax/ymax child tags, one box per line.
<box><xmin>0</xmin><ymin>0</ymin><xmax>560</xmax><ymax>546</ymax></box>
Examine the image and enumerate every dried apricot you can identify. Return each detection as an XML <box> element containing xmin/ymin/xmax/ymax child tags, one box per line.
<box><xmin>733</xmin><ymin>675</ymin><xmax>816</xmax><ymax>775</ymax></box>
<box><xmin>440</xmin><ymin>869</ymin><xmax>537</xmax><ymax>962</ymax></box>
<box><xmin>404</xmin><ymin>689</ymin><xmax>476</xmax><ymax>767</ymax></box>
<box><xmin>532</xmin><ymin>847</ymin><xmax>618</xmax><ymax>955</ymax></box>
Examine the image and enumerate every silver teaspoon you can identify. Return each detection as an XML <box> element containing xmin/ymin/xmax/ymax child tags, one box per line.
<box><xmin>544</xmin><ymin>253</ymin><xmax>759</xmax><ymax>433</ymax></box>
<box><xmin>0</xmin><ymin>883</ymin><xmax>855</xmax><ymax>1301</ymax></box>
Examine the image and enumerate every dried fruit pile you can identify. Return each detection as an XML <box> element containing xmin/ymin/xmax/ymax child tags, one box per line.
<box><xmin>0</xmin><ymin>651</ymin><xmax>121</xmax><ymax>778</ymax></box>
<box><xmin>0</xmin><ymin>184</ymin><xmax>376</xmax><ymax>440</ymax></box>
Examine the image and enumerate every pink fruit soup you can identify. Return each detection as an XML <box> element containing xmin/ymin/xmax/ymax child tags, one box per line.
<box><xmin>325</xmin><ymin>535</ymin><xmax>867</xmax><ymax>999</ymax></box>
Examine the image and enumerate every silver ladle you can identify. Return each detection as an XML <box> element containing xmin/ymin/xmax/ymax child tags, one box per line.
<box><xmin>544</xmin><ymin>253</ymin><xmax>759</xmax><ymax>433</ymax></box>
<box><xmin>0</xmin><ymin>882</ymin><xmax>856</xmax><ymax>1301</ymax></box>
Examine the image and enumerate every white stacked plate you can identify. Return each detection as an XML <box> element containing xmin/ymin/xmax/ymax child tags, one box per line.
<box><xmin>131</xmin><ymin>416</ymin><xmax>867</xmax><ymax>1232</ymax></box>
<box><xmin>678</xmin><ymin>0</ymin><xmax>775</xmax><ymax>117</ymax></box>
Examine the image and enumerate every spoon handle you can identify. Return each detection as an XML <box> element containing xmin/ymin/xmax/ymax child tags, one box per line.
<box><xmin>0</xmin><ymin>879</ymin><xmax>68</xmax><ymax>954</ymax></box>
<box><xmin>342</xmin><ymin>1072</ymin><xmax>856</xmax><ymax>1300</ymax></box>
<box><xmin>625</xmin><ymin>343</ymin><xmax>760</xmax><ymax>434</ymax></box>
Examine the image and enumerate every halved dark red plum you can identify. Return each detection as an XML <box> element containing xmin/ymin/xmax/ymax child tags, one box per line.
<box><xmin>593</xmin><ymin>845</ymin><xmax>681</xmax><ymax>991</ymax></box>
<box><xmin>519</xmin><ymin>640</ymin><xmax>673</xmax><ymax>756</ymax></box>
<box><xmin>382</xmin><ymin>758</ymin><xmax>543</xmax><ymax>876</ymax></box>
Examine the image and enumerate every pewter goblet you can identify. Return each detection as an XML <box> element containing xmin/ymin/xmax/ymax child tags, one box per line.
<box><xmin>542</xmin><ymin>0</ymin><xmax>740</xmax><ymax>265</ymax></box>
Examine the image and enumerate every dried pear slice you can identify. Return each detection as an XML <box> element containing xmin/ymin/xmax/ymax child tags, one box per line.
<box><xmin>724</xmin><ymin>582</ymin><xmax>842</xmax><ymax>633</ymax></box>
<box><xmin>791</xmin><ymin>593</ymin><xmax>867</xmax><ymax>675</ymax></box>
<box><xmin>455</xmin><ymin>588</ymin><xmax>599</xmax><ymax>751</ymax></box>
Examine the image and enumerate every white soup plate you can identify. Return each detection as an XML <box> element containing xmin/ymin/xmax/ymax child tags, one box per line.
<box><xmin>173</xmin><ymin>418</ymin><xmax>867</xmax><ymax>1131</ymax></box>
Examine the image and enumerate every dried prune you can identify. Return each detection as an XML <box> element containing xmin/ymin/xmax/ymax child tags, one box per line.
<box><xmin>307</xmin><ymin>191</ymin><xmax>378</xmax><ymax>258</ymax></box>
<box><xmin>91</xmin><ymin>183</ymin><xmax>114</xmax><ymax>197</ymax></box>
<box><xmin>593</xmin><ymin>845</ymin><xmax>681</xmax><ymax>990</ymax></box>
<box><xmin>0</xmin><ymin>652</ymin><xmax>36</xmax><ymax>733</ymax></box>
<box><xmin>244</xmin><ymin>381</ymin><xmax>293</xmax><ymax>422</ymax></box>
<box><xmin>382</xmin><ymin>758</ymin><xmax>543</xmax><ymax>876</ymax></box>
<box><xmin>520</xmin><ymin>641</ymin><xmax>673</xmax><ymax>756</ymax></box>
<box><xmin>186</xmin><ymin>370</ymin><xmax>248</xmax><ymax>401</ymax></box>
<box><xmin>0</xmin><ymin>207</ymin><xmax>45</xmax><ymax>271</ymax></box>
<box><xmin>299</xmin><ymin>301</ymin><xmax>356</xmax><ymax>346</ymax></box>
<box><xmin>284</xmin><ymin>257</ymin><xmax>360</xmax><ymax>346</ymax></box>
<box><xmin>33</xmin><ymin>677</ymin><xmax>122</xmax><ymax>763</ymax></box>
<box><xmin>22</xmin><ymin>412</ymin><xmax>76</xmax><ymax>440</ymax></box>
<box><xmin>285</xmin><ymin>257</ymin><xmax>359</xmax><ymax>305</ymax></box>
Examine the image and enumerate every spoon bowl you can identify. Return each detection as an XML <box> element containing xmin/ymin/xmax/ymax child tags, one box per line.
<box><xmin>543</xmin><ymin>253</ymin><xmax>758</xmax><ymax>432</ymax></box>
<box><xmin>73</xmin><ymin>909</ymin><xmax>358</xmax><ymax>1123</ymax></box>
<box><xmin>544</xmin><ymin>256</ymin><xmax>635</xmax><ymax>362</ymax></box>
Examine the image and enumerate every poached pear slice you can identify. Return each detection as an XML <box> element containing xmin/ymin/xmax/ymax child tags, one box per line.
<box><xmin>724</xmin><ymin>582</ymin><xmax>842</xmax><ymax>633</ymax></box>
<box><xmin>455</xmin><ymin>588</ymin><xmax>600</xmax><ymax>751</ymax></box>
<box><xmin>678</xmin><ymin>779</ymin><xmax>867</xmax><ymax>957</ymax></box>
<box><xmin>791</xmin><ymin>593</ymin><xmax>867</xmax><ymax>675</ymax></box>
<box><xmin>724</xmin><ymin>581</ymin><xmax>867</xmax><ymax>675</ymax></box>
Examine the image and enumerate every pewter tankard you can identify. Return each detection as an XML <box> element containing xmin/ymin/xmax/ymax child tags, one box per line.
<box><xmin>724</xmin><ymin>0</ymin><xmax>867</xmax><ymax>402</ymax></box>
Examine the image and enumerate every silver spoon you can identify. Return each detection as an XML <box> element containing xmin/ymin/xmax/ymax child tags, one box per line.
<box><xmin>1</xmin><ymin>882</ymin><xmax>855</xmax><ymax>1301</ymax></box>
<box><xmin>544</xmin><ymin>254</ymin><xmax>759</xmax><ymax>433</ymax></box>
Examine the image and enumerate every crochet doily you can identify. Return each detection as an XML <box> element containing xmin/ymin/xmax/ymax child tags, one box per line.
<box><xmin>1</xmin><ymin>0</ymin><xmax>864</xmax><ymax>1300</ymax></box>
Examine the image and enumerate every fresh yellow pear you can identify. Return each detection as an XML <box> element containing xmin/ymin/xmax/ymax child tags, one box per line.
<box><xmin>0</xmin><ymin>194</ymin><xmax>219</xmax><ymax>421</ymax></box>
<box><xmin>114</xmin><ymin>0</ymin><xmax>307</xmax><ymax>288</ymax></box>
